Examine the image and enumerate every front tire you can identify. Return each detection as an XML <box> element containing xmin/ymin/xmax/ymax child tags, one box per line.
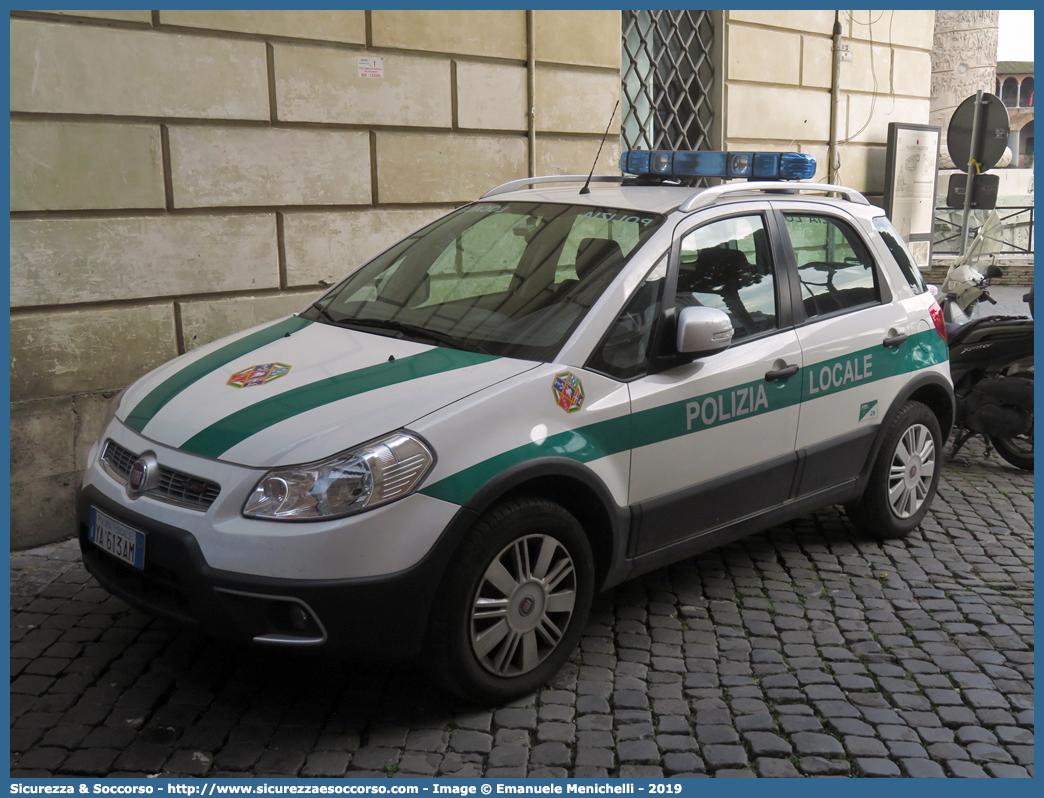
<box><xmin>427</xmin><ymin>498</ymin><xmax>594</xmax><ymax>703</ymax></box>
<box><xmin>846</xmin><ymin>401</ymin><xmax>942</xmax><ymax>539</ymax></box>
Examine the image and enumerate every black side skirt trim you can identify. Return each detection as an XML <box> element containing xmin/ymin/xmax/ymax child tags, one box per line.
<box><xmin>629</xmin><ymin>479</ymin><xmax>861</xmax><ymax>580</ymax></box>
<box><xmin>797</xmin><ymin>426</ymin><xmax>877</xmax><ymax>496</ymax></box>
<box><xmin>632</xmin><ymin>451</ymin><xmax>798</xmax><ymax>556</ymax></box>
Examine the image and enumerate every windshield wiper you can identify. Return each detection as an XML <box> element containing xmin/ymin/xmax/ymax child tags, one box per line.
<box><xmin>309</xmin><ymin>301</ymin><xmax>339</xmax><ymax>324</ymax></box>
<box><xmin>338</xmin><ymin>317</ymin><xmax>491</xmax><ymax>355</ymax></box>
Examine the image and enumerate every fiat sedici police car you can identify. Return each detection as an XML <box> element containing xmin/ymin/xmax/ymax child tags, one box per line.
<box><xmin>79</xmin><ymin>150</ymin><xmax>953</xmax><ymax>702</ymax></box>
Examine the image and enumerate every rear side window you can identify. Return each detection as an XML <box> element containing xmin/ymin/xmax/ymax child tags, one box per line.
<box><xmin>873</xmin><ymin>216</ymin><xmax>928</xmax><ymax>293</ymax></box>
<box><xmin>782</xmin><ymin>213</ymin><xmax>880</xmax><ymax>319</ymax></box>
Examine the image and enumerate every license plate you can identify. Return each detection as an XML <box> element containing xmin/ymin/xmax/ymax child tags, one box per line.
<box><xmin>88</xmin><ymin>507</ymin><xmax>146</xmax><ymax>569</ymax></box>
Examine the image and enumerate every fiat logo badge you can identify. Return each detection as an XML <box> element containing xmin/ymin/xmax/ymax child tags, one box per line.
<box><xmin>129</xmin><ymin>459</ymin><xmax>148</xmax><ymax>494</ymax></box>
<box><xmin>126</xmin><ymin>453</ymin><xmax>159</xmax><ymax>499</ymax></box>
<box><xmin>518</xmin><ymin>596</ymin><xmax>535</xmax><ymax>617</ymax></box>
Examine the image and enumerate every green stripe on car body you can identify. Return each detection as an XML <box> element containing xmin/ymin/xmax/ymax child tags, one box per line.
<box><xmin>125</xmin><ymin>316</ymin><xmax>313</xmax><ymax>433</ymax></box>
<box><xmin>633</xmin><ymin>329</ymin><xmax>947</xmax><ymax>449</ymax></box>
<box><xmin>179</xmin><ymin>348</ymin><xmax>500</xmax><ymax>459</ymax></box>
<box><xmin>420</xmin><ymin>416</ymin><xmax>633</xmax><ymax>506</ymax></box>
<box><xmin>799</xmin><ymin>329</ymin><xmax>947</xmax><ymax>402</ymax></box>
<box><xmin>421</xmin><ymin>329</ymin><xmax>948</xmax><ymax>506</ymax></box>
<box><xmin>631</xmin><ymin>372</ymin><xmax>801</xmax><ymax>450</ymax></box>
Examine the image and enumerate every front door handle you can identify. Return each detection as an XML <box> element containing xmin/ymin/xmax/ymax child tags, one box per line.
<box><xmin>883</xmin><ymin>333</ymin><xmax>908</xmax><ymax>348</ymax></box>
<box><xmin>765</xmin><ymin>364</ymin><xmax>799</xmax><ymax>382</ymax></box>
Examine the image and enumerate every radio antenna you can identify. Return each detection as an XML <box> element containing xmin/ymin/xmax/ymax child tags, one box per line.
<box><xmin>580</xmin><ymin>100</ymin><xmax>620</xmax><ymax>195</ymax></box>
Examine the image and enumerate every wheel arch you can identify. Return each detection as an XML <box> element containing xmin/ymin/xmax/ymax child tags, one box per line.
<box><xmin>858</xmin><ymin>370</ymin><xmax>954</xmax><ymax>486</ymax></box>
<box><xmin>458</xmin><ymin>457</ymin><xmax>631</xmax><ymax>592</ymax></box>
<box><xmin>904</xmin><ymin>372</ymin><xmax>956</xmax><ymax>440</ymax></box>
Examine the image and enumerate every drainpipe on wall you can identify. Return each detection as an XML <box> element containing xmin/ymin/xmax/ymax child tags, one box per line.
<box><xmin>827</xmin><ymin>11</ymin><xmax>842</xmax><ymax>184</ymax></box>
<box><xmin>527</xmin><ymin>10</ymin><xmax>537</xmax><ymax>177</ymax></box>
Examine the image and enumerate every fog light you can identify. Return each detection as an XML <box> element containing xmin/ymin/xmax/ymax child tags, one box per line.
<box><xmin>289</xmin><ymin>604</ymin><xmax>309</xmax><ymax>631</ymax></box>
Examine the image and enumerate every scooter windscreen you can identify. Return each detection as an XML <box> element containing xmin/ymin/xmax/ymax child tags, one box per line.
<box><xmin>957</xmin><ymin>210</ymin><xmax>1004</xmax><ymax>269</ymax></box>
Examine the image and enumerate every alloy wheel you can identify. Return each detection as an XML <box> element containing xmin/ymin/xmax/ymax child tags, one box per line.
<box><xmin>470</xmin><ymin>534</ymin><xmax>577</xmax><ymax>677</ymax></box>
<box><xmin>888</xmin><ymin>422</ymin><xmax>936</xmax><ymax>518</ymax></box>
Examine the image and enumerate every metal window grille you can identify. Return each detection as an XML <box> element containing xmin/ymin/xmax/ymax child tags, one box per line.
<box><xmin>621</xmin><ymin>10</ymin><xmax>715</xmax><ymax>153</ymax></box>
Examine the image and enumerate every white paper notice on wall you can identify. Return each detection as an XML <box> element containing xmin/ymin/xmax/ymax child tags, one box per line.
<box><xmin>358</xmin><ymin>57</ymin><xmax>384</xmax><ymax>78</ymax></box>
<box><xmin>910</xmin><ymin>240</ymin><xmax>931</xmax><ymax>270</ymax></box>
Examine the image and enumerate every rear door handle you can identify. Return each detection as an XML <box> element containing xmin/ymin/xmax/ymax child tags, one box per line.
<box><xmin>765</xmin><ymin>364</ymin><xmax>799</xmax><ymax>382</ymax></box>
<box><xmin>883</xmin><ymin>333</ymin><xmax>908</xmax><ymax>348</ymax></box>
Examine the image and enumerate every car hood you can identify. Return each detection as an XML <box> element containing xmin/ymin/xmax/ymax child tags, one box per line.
<box><xmin>118</xmin><ymin>316</ymin><xmax>537</xmax><ymax>467</ymax></box>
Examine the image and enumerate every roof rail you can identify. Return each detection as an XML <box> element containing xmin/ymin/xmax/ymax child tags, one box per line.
<box><xmin>678</xmin><ymin>181</ymin><xmax>870</xmax><ymax>213</ymax></box>
<box><xmin>482</xmin><ymin>174</ymin><xmax>624</xmax><ymax>199</ymax></box>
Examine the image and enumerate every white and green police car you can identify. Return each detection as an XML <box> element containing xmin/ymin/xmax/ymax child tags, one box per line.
<box><xmin>79</xmin><ymin>150</ymin><xmax>953</xmax><ymax>702</ymax></box>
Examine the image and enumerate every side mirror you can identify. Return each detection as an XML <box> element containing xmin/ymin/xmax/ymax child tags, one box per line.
<box><xmin>984</xmin><ymin>264</ymin><xmax>1003</xmax><ymax>279</ymax></box>
<box><xmin>677</xmin><ymin>306</ymin><xmax>734</xmax><ymax>355</ymax></box>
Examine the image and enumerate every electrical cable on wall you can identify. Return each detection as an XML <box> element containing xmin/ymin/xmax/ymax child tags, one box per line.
<box><xmin>832</xmin><ymin>10</ymin><xmax>899</xmax><ymax>184</ymax></box>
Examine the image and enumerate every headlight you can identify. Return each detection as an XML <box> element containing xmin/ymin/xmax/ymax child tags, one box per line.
<box><xmin>243</xmin><ymin>431</ymin><xmax>435</xmax><ymax>521</ymax></box>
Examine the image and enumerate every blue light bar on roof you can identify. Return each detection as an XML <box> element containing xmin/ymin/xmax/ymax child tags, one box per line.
<box><xmin>620</xmin><ymin>150</ymin><xmax>816</xmax><ymax>181</ymax></box>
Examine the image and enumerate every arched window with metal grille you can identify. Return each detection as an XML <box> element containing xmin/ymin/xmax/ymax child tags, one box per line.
<box><xmin>621</xmin><ymin>11</ymin><xmax>716</xmax><ymax>154</ymax></box>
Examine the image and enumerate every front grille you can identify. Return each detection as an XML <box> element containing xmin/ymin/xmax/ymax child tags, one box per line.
<box><xmin>105</xmin><ymin>440</ymin><xmax>138</xmax><ymax>475</ymax></box>
<box><xmin>158</xmin><ymin>468</ymin><xmax>222</xmax><ymax>508</ymax></box>
<box><xmin>101</xmin><ymin>440</ymin><xmax>221</xmax><ymax>511</ymax></box>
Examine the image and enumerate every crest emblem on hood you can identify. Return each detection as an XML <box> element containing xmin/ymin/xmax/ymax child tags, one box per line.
<box><xmin>227</xmin><ymin>362</ymin><xmax>291</xmax><ymax>389</ymax></box>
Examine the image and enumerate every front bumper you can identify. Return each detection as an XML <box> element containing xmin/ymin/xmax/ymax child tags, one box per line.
<box><xmin>77</xmin><ymin>484</ymin><xmax>478</xmax><ymax>660</ymax></box>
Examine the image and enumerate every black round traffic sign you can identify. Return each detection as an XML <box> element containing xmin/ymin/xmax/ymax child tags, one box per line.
<box><xmin>947</xmin><ymin>93</ymin><xmax>1010</xmax><ymax>172</ymax></box>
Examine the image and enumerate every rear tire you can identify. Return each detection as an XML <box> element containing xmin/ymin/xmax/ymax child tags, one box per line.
<box><xmin>989</xmin><ymin>370</ymin><xmax>1033</xmax><ymax>471</ymax></box>
<box><xmin>846</xmin><ymin>401</ymin><xmax>942</xmax><ymax>540</ymax></box>
<box><xmin>426</xmin><ymin>497</ymin><xmax>594</xmax><ymax>704</ymax></box>
<box><xmin>990</xmin><ymin>430</ymin><xmax>1033</xmax><ymax>470</ymax></box>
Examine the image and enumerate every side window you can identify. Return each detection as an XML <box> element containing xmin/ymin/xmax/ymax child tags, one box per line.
<box><xmin>677</xmin><ymin>214</ymin><xmax>777</xmax><ymax>340</ymax></box>
<box><xmin>783</xmin><ymin>213</ymin><xmax>880</xmax><ymax>319</ymax></box>
<box><xmin>588</xmin><ymin>256</ymin><xmax>667</xmax><ymax>380</ymax></box>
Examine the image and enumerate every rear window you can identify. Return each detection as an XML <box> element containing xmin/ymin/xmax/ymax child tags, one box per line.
<box><xmin>873</xmin><ymin>216</ymin><xmax>928</xmax><ymax>293</ymax></box>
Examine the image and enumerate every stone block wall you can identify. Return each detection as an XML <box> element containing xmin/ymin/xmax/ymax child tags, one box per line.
<box><xmin>9</xmin><ymin>9</ymin><xmax>622</xmax><ymax>548</ymax></box>
<box><xmin>722</xmin><ymin>10</ymin><xmax>936</xmax><ymax>195</ymax></box>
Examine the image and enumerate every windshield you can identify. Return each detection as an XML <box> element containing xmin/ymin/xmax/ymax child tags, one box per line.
<box><xmin>302</xmin><ymin>202</ymin><xmax>665</xmax><ymax>361</ymax></box>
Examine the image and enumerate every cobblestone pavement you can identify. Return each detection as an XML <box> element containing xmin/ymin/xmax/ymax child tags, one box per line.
<box><xmin>11</xmin><ymin>438</ymin><xmax>1033</xmax><ymax>778</ymax></box>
